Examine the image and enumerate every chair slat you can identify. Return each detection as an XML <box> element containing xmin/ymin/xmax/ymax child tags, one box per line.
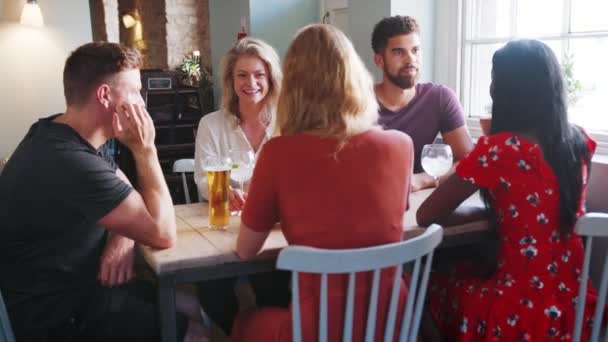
<box><xmin>399</xmin><ymin>259</ymin><xmax>421</xmax><ymax>342</ymax></box>
<box><xmin>591</xmin><ymin>250</ymin><xmax>608</xmax><ymax>342</ymax></box>
<box><xmin>320</xmin><ymin>273</ymin><xmax>328</xmax><ymax>342</ymax></box>
<box><xmin>365</xmin><ymin>269</ymin><xmax>381</xmax><ymax>342</ymax></box>
<box><xmin>173</xmin><ymin>158</ymin><xmax>197</xmax><ymax>204</ymax></box>
<box><xmin>410</xmin><ymin>252</ymin><xmax>435</xmax><ymax>341</ymax></box>
<box><xmin>0</xmin><ymin>290</ymin><xmax>15</xmax><ymax>342</ymax></box>
<box><xmin>181</xmin><ymin>173</ymin><xmax>191</xmax><ymax>204</ymax></box>
<box><xmin>384</xmin><ymin>264</ymin><xmax>404</xmax><ymax>342</ymax></box>
<box><xmin>342</xmin><ymin>272</ymin><xmax>356</xmax><ymax>342</ymax></box>
<box><xmin>275</xmin><ymin>224</ymin><xmax>444</xmax><ymax>342</ymax></box>
<box><xmin>574</xmin><ymin>237</ymin><xmax>593</xmax><ymax>342</ymax></box>
<box><xmin>573</xmin><ymin>213</ymin><xmax>608</xmax><ymax>342</ymax></box>
<box><xmin>292</xmin><ymin>271</ymin><xmax>302</xmax><ymax>342</ymax></box>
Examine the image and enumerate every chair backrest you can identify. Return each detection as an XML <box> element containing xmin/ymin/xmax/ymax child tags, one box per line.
<box><xmin>0</xmin><ymin>289</ymin><xmax>15</xmax><ymax>342</ymax></box>
<box><xmin>573</xmin><ymin>213</ymin><xmax>608</xmax><ymax>342</ymax></box>
<box><xmin>276</xmin><ymin>224</ymin><xmax>443</xmax><ymax>342</ymax></box>
<box><xmin>172</xmin><ymin>159</ymin><xmax>200</xmax><ymax>204</ymax></box>
<box><xmin>585</xmin><ymin>161</ymin><xmax>608</xmax><ymax>291</ymax></box>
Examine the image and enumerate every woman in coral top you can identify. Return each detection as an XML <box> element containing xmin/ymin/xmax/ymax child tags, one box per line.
<box><xmin>417</xmin><ymin>39</ymin><xmax>600</xmax><ymax>341</ymax></box>
<box><xmin>230</xmin><ymin>24</ymin><xmax>414</xmax><ymax>341</ymax></box>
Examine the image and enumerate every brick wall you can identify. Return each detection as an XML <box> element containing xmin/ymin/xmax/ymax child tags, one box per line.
<box><xmin>90</xmin><ymin>0</ymin><xmax>107</xmax><ymax>42</ymax></box>
<box><xmin>139</xmin><ymin>0</ymin><xmax>169</xmax><ymax>69</ymax></box>
<box><xmin>104</xmin><ymin>0</ymin><xmax>120</xmax><ymax>43</ymax></box>
<box><xmin>165</xmin><ymin>0</ymin><xmax>211</xmax><ymax>70</ymax></box>
<box><xmin>90</xmin><ymin>0</ymin><xmax>210</xmax><ymax>71</ymax></box>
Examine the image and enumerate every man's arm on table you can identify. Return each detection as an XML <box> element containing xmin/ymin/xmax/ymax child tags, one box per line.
<box><xmin>443</xmin><ymin>126</ymin><xmax>474</xmax><ymax>162</ymax></box>
<box><xmin>411</xmin><ymin>126</ymin><xmax>474</xmax><ymax>192</ymax></box>
<box><xmin>97</xmin><ymin>169</ymin><xmax>135</xmax><ymax>287</ymax></box>
<box><xmin>98</xmin><ymin>104</ymin><xmax>177</xmax><ymax>286</ymax></box>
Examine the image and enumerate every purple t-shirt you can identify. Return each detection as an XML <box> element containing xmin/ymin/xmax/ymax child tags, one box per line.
<box><xmin>378</xmin><ymin>83</ymin><xmax>465</xmax><ymax>173</ymax></box>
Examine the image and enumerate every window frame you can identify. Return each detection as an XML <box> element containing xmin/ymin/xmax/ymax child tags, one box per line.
<box><xmin>458</xmin><ymin>0</ymin><xmax>608</xmax><ymax>155</ymax></box>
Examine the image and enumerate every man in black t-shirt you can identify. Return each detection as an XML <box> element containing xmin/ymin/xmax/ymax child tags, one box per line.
<box><xmin>0</xmin><ymin>43</ymin><xmax>205</xmax><ymax>341</ymax></box>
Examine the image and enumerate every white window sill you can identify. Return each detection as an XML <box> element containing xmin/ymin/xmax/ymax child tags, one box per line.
<box><xmin>466</xmin><ymin>118</ymin><xmax>608</xmax><ymax>157</ymax></box>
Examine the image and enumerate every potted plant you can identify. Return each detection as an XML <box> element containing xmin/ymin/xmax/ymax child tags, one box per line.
<box><xmin>198</xmin><ymin>65</ymin><xmax>214</xmax><ymax>112</ymax></box>
<box><xmin>178</xmin><ymin>51</ymin><xmax>214</xmax><ymax>112</ymax></box>
<box><xmin>562</xmin><ymin>51</ymin><xmax>582</xmax><ymax>106</ymax></box>
<box><xmin>178</xmin><ymin>52</ymin><xmax>201</xmax><ymax>86</ymax></box>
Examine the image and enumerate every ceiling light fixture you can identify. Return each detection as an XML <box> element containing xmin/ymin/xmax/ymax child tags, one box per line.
<box><xmin>20</xmin><ymin>0</ymin><xmax>44</xmax><ymax>28</ymax></box>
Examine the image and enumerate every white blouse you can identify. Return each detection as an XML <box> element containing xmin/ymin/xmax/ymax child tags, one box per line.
<box><xmin>193</xmin><ymin>110</ymin><xmax>273</xmax><ymax>199</ymax></box>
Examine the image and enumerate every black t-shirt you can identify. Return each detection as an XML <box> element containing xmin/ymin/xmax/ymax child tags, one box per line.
<box><xmin>0</xmin><ymin>114</ymin><xmax>132</xmax><ymax>338</ymax></box>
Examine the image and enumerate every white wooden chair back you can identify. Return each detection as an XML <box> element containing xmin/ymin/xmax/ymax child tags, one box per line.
<box><xmin>0</xmin><ymin>289</ymin><xmax>15</xmax><ymax>342</ymax></box>
<box><xmin>277</xmin><ymin>224</ymin><xmax>443</xmax><ymax>342</ymax></box>
<box><xmin>586</xmin><ymin>163</ymin><xmax>608</xmax><ymax>291</ymax></box>
<box><xmin>573</xmin><ymin>213</ymin><xmax>608</xmax><ymax>342</ymax></box>
<box><xmin>172</xmin><ymin>159</ymin><xmax>200</xmax><ymax>204</ymax></box>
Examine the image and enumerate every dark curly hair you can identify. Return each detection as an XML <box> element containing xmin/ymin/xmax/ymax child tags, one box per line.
<box><xmin>371</xmin><ymin>15</ymin><xmax>420</xmax><ymax>54</ymax></box>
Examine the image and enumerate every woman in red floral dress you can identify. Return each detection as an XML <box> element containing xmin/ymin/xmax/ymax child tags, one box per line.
<box><xmin>417</xmin><ymin>39</ymin><xmax>600</xmax><ymax>341</ymax></box>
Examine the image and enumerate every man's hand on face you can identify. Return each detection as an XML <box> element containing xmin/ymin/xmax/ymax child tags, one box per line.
<box><xmin>112</xmin><ymin>103</ymin><xmax>157</xmax><ymax>155</ymax></box>
<box><xmin>98</xmin><ymin>234</ymin><xmax>135</xmax><ymax>287</ymax></box>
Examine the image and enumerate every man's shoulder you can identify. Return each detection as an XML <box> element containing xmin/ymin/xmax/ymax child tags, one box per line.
<box><xmin>417</xmin><ymin>82</ymin><xmax>455</xmax><ymax>97</ymax></box>
<box><xmin>8</xmin><ymin>116</ymin><xmax>86</xmax><ymax>164</ymax></box>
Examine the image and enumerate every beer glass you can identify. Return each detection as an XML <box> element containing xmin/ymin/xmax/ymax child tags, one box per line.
<box><xmin>204</xmin><ymin>155</ymin><xmax>232</xmax><ymax>229</ymax></box>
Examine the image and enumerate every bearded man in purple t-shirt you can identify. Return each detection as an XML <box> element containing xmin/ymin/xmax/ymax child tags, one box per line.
<box><xmin>372</xmin><ymin>15</ymin><xmax>473</xmax><ymax>192</ymax></box>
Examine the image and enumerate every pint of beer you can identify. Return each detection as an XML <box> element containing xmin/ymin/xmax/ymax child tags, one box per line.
<box><xmin>205</xmin><ymin>156</ymin><xmax>232</xmax><ymax>229</ymax></box>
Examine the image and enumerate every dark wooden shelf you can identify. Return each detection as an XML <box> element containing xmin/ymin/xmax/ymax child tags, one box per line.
<box><xmin>115</xmin><ymin>72</ymin><xmax>208</xmax><ymax>204</ymax></box>
<box><xmin>145</xmin><ymin>86</ymin><xmax>199</xmax><ymax>95</ymax></box>
<box><xmin>155</xmin><ymin>123</ymin><xmax>197</xmax><ymax>130</ymax></box>
<box><xmin>157</xmin><ymin>143</ymin><xmax>195</xmax><ymax>153</ymax></box>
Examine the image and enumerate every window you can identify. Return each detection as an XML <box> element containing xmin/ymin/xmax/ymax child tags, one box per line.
<box><xmin>462</xmin><ymin>0</ymin><xmax>608</xmax><ymax>134</ymax></box>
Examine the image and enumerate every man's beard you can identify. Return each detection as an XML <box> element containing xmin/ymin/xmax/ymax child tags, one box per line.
<box><xmin>384</xmin><ymin>65</ymin><xmax>418</xmax><ymax>90</ymax></box>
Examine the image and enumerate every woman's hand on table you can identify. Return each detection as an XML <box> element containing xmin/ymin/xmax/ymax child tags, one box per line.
<box><xmin>229</xmin><ymin>188</ymin><xmax>247</xmax><ymax>211</ymax></box>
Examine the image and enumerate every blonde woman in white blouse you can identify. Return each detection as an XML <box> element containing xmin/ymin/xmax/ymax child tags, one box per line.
<box><xmin>194</xmin><ymin>37</ymin><xmax>282</xmax><ymax>211</ymax></box>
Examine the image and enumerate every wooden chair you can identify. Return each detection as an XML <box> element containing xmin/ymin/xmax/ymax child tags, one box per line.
<box><xmin>573</xmin><ymin>213</ymin><xmax>608</xmax><ymax>342</ymax></box>
<box><xmin>0</xmin><ymin>289</ymin><xmax>15</xmax><ymax>342</ymax></box>
<box><xmin>277</xmin><ymin>224</ymin><xmax>443</xmax><ymax>342</ymax></box>
<box><xmin>172</xmin><ymin>159</ymin><xmax>200</xmax><ymax>204</ymax></box>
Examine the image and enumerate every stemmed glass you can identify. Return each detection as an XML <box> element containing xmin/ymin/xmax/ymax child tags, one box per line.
<box><xmin>228</xmin><ymin>149</ymin><xmax>255</xmax><ymax>215</ymax></box>
<box><xmin>421</xmin><ymin>144</ymin><xmax>453</xmax><ymax>186</ymax></box>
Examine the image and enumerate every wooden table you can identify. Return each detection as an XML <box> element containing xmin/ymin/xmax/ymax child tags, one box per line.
<box><xmin>140</xmin><ymin>188</ymin><xmax>490</xmax><ymax>342</ymax></box>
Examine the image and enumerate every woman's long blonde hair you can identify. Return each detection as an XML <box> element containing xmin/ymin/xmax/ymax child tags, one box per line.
<box><xmin>276</xmin><ymin>24</ymin><xmax>378</xmax><ymax>138</ymax></box>
<box><xmin>219</xmin><ymin>37</ymin><xmax>282</xmax><ymax>125</ymax></box>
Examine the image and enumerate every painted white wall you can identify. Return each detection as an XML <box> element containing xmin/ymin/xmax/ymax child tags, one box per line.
<box><xmin>348</xmin><ymin>0</ymin><xmax>391</xmax><ymax>81</ymax></box>
<box><xmin>208</xmin><ymin>0</ymin><xmax>250</xmax><ymax>110</ymax></box>
<box><xmin>250</xmin><ymin>0</ymin><xmax>318</xmax><ymax>60</ymax></box>
<box><xmin>390</xmin><ymin>0</ymin><xmax>436</xmax><ymax>83</ymax></box>
<box><xmin>209</xmin><ymin>0</ymin><xmax>318</xmax><ymax>110</ymax></box>
<box><xmin>433</xmin><ymin>0</ymin><xmax>462</xmax><ymax>94</ymax></box>
<box><xmin>0</xmin><ymin>0</ymin><xmax>92</xmax><ymax>159</ymax></box>
<box><xmin>342</xmin><ymin>0</ymin><xmax>437</xmax><ymax>83</ymax></box>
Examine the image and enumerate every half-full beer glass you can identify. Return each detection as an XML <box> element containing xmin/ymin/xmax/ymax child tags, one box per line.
<box><xmin>204</xmin><ymin>155</ymin><xmax>232</xmax><ymax>229</ymax></box>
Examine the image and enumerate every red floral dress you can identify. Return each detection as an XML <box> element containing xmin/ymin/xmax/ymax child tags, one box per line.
<box><xmin>428</xmin><ymin>133</ymin><xmax>599</xmax><ymax>341</ymax></box>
